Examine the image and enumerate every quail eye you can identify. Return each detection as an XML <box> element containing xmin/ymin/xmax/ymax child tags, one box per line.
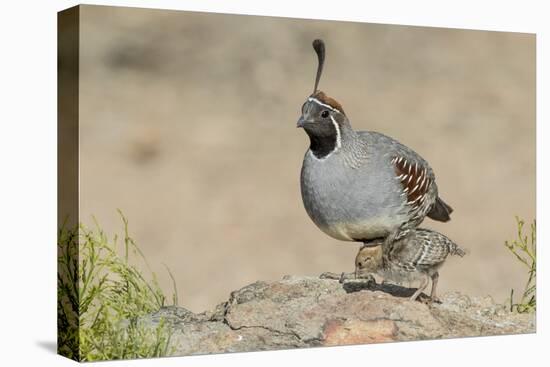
<box><xmin>357</xmin><ymin>261</ymin><xmax>362</xmax><ymax>267</ymax></box>
<box><xmin>321</xmin><ymin>110</ymin><xmax>330</xmax><ymax>118</ymax></box>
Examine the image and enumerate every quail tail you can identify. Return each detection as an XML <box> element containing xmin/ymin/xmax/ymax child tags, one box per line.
<box><xmin>427</xmin><ymin>197</ymin><xmax>453</xmax><ymax>222</ymax></box>
<box><xmin>450</xmin><ymin>245</ymin><xmax>466</xmax><ymax>257</ymax></box>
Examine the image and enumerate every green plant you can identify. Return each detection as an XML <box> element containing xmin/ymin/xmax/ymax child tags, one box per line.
<box><xmin>57</xmin><ymin>211</ymin><xmax>177</xmax><ymax>361</ymax></box>
<box><xmin>505</xmin><ymin>217</ymin><xmax>536</xmax><ymax>313</ymax></box>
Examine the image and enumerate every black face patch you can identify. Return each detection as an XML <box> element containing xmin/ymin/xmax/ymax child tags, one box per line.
<box><xmin>305</xmin><ymin>122</ymin><xmax>338</xmax><ymax>159</ymax></box>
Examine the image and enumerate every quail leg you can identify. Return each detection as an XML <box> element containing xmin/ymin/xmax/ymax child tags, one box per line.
<box><xmin>384</xmin><ymin>228</ymin><xmax>410</xmax><ymax>247</ymax></box>
<box><xmin>430</xmin><ymin>271</ymin><xmax>440</xmax><ymax>303</ymax></box>
<box><xmin>410</xmin><ymin>273</ymin><xmax>430</xmax><ymax>301</ymax></box>
<box><xmin>383</xmin><ymin>230</ymin><xmax>399</xmax><ymax>248</ymax></box>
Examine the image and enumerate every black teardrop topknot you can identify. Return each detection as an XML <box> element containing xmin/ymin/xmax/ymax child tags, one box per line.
<box><xmin>312</xmin><ymin>39</ymin><xmax>325</xmax><ymax>93</ymax></box>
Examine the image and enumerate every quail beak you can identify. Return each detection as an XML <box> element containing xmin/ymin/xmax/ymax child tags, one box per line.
<box><xmin>296</xmin><ymin>117</ymin><xmax>307</xmax><ymax>128</ymax></box>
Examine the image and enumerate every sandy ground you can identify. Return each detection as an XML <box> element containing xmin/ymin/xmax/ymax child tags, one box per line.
<box><xmin>76</xmin><ymin>5</ymin><xmax>535</xmax><ymax>312</ymax></box>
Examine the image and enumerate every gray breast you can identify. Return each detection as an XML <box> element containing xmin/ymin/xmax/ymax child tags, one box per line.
<box><xmin>300</xmin><ymin>146</ymin><xmax>408</xmax><ymax>242</ymax></box>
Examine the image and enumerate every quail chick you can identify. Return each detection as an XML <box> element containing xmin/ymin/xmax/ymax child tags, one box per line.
<box><xmin>298</xmin><ymin>39</ymin><xmax>453</xmax><ymax>248</ymax></box>
<box><xmin>355</xmin><ymin>229</ymin><xmax>465</xmax><ymax>302</ymax></box>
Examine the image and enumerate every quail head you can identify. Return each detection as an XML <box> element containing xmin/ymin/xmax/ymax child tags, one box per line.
<box><xmin>355</xmin><ymin>228</ymin><xmax>465</xmax><ymax>302</ymax></box>
<box><xmin>298</xmin><ymin>39</ymin><xmax>453</xmax><ymax>246</ymax></box>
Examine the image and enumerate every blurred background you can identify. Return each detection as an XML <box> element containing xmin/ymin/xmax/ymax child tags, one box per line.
<box><xmin>78</xmin><ymin>5</ymin><xmax>535</xmax><ymax>312</ymax></box>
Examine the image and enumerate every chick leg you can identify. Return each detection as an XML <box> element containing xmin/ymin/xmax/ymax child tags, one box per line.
<box><xmin>430</xmin><ymin>271</ymin><xmax>440</xmax><ymax>303</ymax></box>
<box><xmin>410</xmin><ymin>273</ymin><xmax>430</xmax><ymax>301</ymax></box>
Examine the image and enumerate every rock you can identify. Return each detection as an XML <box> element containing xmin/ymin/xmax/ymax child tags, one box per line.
<box><xmin>137</xmin><ymin>275</ymin><xmax>535</xmax><ymax>356</ymax></box>
<box><xmin>323</xmin><ymin>319</ymin><xmax>398</xmax><ymax>345</ymax></box>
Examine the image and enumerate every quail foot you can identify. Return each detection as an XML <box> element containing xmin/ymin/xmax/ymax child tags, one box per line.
<box><xmin>354</xmin><ymin>228</ymin><xmax>466</xmax><ymax>302</ymax></box>
<box><xmin>298</xmin><ymin>39</ymin><xmax>453</xmax><ymax>247</ymax></box>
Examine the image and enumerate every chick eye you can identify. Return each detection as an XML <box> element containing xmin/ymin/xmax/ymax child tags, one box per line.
<box><xmin>357</xmin><ymin>261</ymin><xmax>362</xmax><ymax>267</ymax></box>
<box><xmin>321</xmin><ymin>110</ymin><xmax>330</xmax><ymax>118</ymax></box>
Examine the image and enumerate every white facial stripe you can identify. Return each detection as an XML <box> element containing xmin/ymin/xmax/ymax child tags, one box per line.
<box><xmin>308</xmin><ymin>97</ymin><xmax>342</xmax><ymax>114</ymax></box>
<box><xmin>330</xmin><ymin>115</ymin><xmax>342</xmax><ymax>149</ymax></box>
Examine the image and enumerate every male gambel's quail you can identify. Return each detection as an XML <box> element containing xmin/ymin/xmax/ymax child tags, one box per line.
<box><xmin>298</xmin><ymin>39</ymin><xmax>453</xmax><ymax>246</ymax></box>
<box><xmin>354</xmin><ymin>228</ymin><xmax>465</xmax><ymax>301</ymax></box>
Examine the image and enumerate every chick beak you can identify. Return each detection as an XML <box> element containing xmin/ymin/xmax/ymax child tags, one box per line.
<box><xmin>296</xmin><ymin>117</ymin><xmax>306</xmax><ymax>128</ymax></box>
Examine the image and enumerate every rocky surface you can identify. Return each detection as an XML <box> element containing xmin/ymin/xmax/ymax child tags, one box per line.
<box><xmin>138</xmin><ymin>275</ymin><xmax>535</xmax><ymax>356</ymax></box>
